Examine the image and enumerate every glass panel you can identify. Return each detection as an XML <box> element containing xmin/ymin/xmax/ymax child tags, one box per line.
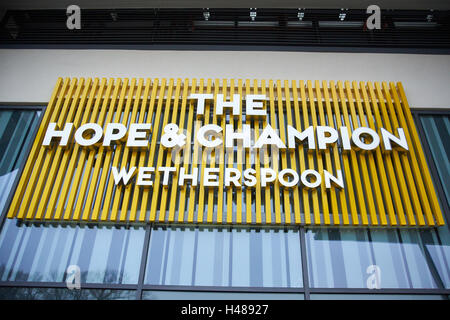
<box><xmin>306</xmin><ymin>228</ymin><xmax>372</xmax><ymax>288</ymax></box>
<box><xmin>418</xmin><ymin>114</ymin><xmax>450</xmax><ymax>289</ymax></box>
<box><xmin>0</xmin><ymin>220</ymin><xmax>145</xmax><ymax>284</ymax></box>
<box><xmin>145</xmin><ymin>227</ymin><xmax>302</xmax><ymax>288</ymax></box>
<box><xmin>142</xmin><ymin>290</ymin><xmax>304</xmax><ymax>300</ymax></box>
<box><xmin>0</xmin><ymin>287</ymin><xmax>136</xmax><ymax>300</ymax></box>
<box><xmin>420</xmin><ymin>115</ymin><xmax>450</xmax><ymax>207</ymax></box>
<box><xmin>306</xmin><ymin>228</ymin><xmax>441</xmax><ymax>289</ymax></box>
<box><xmin>0</xmin><ymin>109</ymin><xmax>40</xmax><ymax>216</ymax></box>
<box><xmin>421</xmin><ymin>228</ymin><xmax>450</xmax><ymax>289</ymax></box>
<box><xmin>310</xmin><ymin>294</ymin><xmax>447</xmax><ymax>300</ymax></box>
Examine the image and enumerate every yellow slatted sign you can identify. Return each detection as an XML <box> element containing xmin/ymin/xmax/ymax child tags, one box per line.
<box><xmin>7</xmin><ymin>78</ymin><xmax>445</xmax><ymax>226</ymax></box>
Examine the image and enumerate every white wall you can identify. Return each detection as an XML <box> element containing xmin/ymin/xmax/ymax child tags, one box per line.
<box><xmin>0</xmin><ymin>49</ymin><xmax>449</xmax><ymax>108</ymax></box>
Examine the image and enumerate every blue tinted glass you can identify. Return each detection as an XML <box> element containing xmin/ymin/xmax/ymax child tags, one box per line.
<box><xmin>0</xmin><ymin>287</ymin><xmax>136</xmax><ymax>300</ymax></box>
<box><xmin>307</xmin><ymin>228</ymin><xmax>441</xmax><ymax>289</ymax></box>
<box><xmin>0</xmin><ymin>109</ymin><xmax>40</xmax><ymax>216</ymax></box>
<box><xmin>0</xmin><ymin>220</ymin><xmax>145</xmax><ymax>284</ymax></box>
<box><xmin>142</xmin><ymin>290</ymin><xmax>304</xmax><ymax>300</ymax></box>
<box><xmin>310</xmin><ymin>294</ymin><xmax>447</xmax><ymax>300</ymax></box>
<box><xmin>145</xmin><ymin>227</ymin><xmax>302</xmax><ymax>287</ymax></box>
<box><xmin>418</xmin><ymin>114</ymin><xmax>450</xmax><ymax>288</ymax></box>
<box><xmin>420</xmin><ymin>115</ymin><xmax>450</xmax><ymax>207</ymax></box>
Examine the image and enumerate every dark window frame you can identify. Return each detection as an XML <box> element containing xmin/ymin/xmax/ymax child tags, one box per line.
<box><xmin>412</xmin><ymin>108</ymin><xmax>450</xmax><ymax>227</ymax></box>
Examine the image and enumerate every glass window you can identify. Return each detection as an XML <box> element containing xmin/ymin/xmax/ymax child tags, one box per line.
<box><xmin>418</xmin><ymin>114</ymin><xmax>450</xmax><ymax>289</ymax></box>
<box><xmin>420</xmin><ymin>114</ymin><xmax>450</xmax><ymax>207</ymax></box>
<box><xmin>306</xmin><ymin>228</ymin><xmax>443</xmax><ymax>289</ymax></box>
<box><xmin>0</xmin><ymin>287</ymin><xmax>136</xmax><ymax>300</ymax></box>
<box><xmin>0</xmin><ymin>220</ymin><xmax>145</xmax><ymax>284</ymax></box>
<box><xmin>145</xmin><ymin>227</ymin><xmax>302</xmax><ymax>288</ymax></box>
<box><xmin>310</xmin><ymin>294</ymin><xmax>447</xmax><ymax>300</ymax></box>
<box><xmin>0</xmin><ymin>108</ymin><xmax>40</xmax><ymax>215</ymax></box>
<box><xmin>142</xmin><ymin>290</ymin><xmax>304</xmax><ymax>300</ymax></box>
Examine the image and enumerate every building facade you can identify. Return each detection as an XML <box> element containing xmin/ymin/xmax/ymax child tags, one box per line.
<box><xmin>0</xmin><ymin>5</ymin><xmax>449</xmax><ymax>300</ymax></box>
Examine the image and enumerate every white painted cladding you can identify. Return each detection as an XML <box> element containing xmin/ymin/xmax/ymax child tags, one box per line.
<box><xmin>0</xmin><ymin>49</ymin><xmax>450</xmax><ymax>108</ymax></box>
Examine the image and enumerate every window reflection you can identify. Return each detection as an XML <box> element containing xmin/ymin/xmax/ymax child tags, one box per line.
<box><xmin>306</xmin><ymin>228</ymin><xmax>444</xmax><ymax>289</ymax></box>
<box><xmin>420</xmin><ymin>115</ymin><xmax>450</xmax><ymax>207</ymax></box>
<box><xmin>0</xmin><ymin>287</ymin><xmax>136</xmax><ymax>300</ymax></box>
<box><xmin>310</xmin><ymin>293</ymin><xmax>447</xmax><ymax>300</ymax></box>
<box><xmin>0</xmin><ymin>109</ymin><xmax>40</xmax><ymax>215</ymax></box>
<box><xmin>142</xmin><ymin>290</ymin><xmax>304</xmax><ymax>300</ymax></box>
<box><xmin>419</xmin><ymin>114</ymin><xmax>450</xmax><ymax>288</ymax></box>
<box><xmin>0</xmin><ymin>220</ymin><xmax>145</xmax><ymax>284</ymax></box>
<box><xmin>145</xmin><ymin>227</ymin><xmax>303</xmax><ymax>288</ymax></box>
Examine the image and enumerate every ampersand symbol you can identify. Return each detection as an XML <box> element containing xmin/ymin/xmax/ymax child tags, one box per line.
<box><xmin>161</xmin><ymin>123</ymin><xmax>186</xmax><ymax>148</ymax></box>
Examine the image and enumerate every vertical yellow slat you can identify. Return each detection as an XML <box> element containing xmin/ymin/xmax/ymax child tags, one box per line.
<box><xmin>71</xmin><ymin>78</ymin><xmax>111</xmax><ymax>221</ymax></box>
<box><xmin>122</xmin><ymin>79</ymin><xmax>152</xmax><ymax>222</ymax></box>
<box><xmin>131</xmin><ymin>79</ymin><xmax>163</xmax><ymax>222</ymax></box>
<box><xmin>292</xmin><ymin>81</ymin><xmax>310</xmax><ymax>225</ymax></box>
<box><xmin>52</xmin><ymin>78</ymin><xmax>94</xmax><ymax>220</ymax></box>
<box><xmin>27</xmin><ymin>78</ymin><xmax>78</xmax><ymax>220</ymax></box>
<box><xmin>344</xmin><ymin>81</ymin><xmax>378</xmax><ymax>225</ymax></box>
<box><xmin>92</xmin><ymin>79</ymin><xmax>128</xmax><ymax>221</ymax></box>
<box><xmin>382</xmin><ymin>82</ymin><xmax>424</xmax><ymax>225</ymax></box>
<box><xmin>300</xmin><ymin>80</ymin><xmax>319</xmax><ymax>224</ymax></box>
<box><xmin>397</xmin><ymin>82</ymin><xmax>444</xmax><ymax>225</ymax></box>
<box><xmin>136</xmin><ymin>79</ymin><xmax>160</xmax><ymax>222</ymax></box>
<box><xmin>245</xmin><ymin>79</ymin><xmax>253</xmax><ymax>224</ymax></box>
<box><xmin>44</xmin><ymin>78</ymin><xmax>89</xmax><ymax>219</ymax></box>
<box><xmin>108</xmin><ymin>78</ymin><xmax>138</xmax><ymax>221</ymax></box>
<box><xmin>389</xmin><ymin>82</ymin><xmax>433</xmax><ymax>225</ymax></box>
<box><xmin>330</xmin><ymin>81</ymin><xmax>358</xmax><ymax>225</ymax></box>
<box><xmin>207</xmin><ymin>80</ymin><xmax>220</xmax><ymax>224</ymax></box>
<box><xmin>261</xmin><ymin>80</ymin><xmax>272</xmax><ymax>224</ymax></box>
<box><xmin>187</xmin><ymin>79</ymin><xmax>204</xmax><ymax>223</ymax></box>
<box><xmin>57</xmin><ymin>78</ymin><xmax>100</xmax><ymax>220</ymax></box>
<box><xmin>276</xmin><ymin>80</ymin><xmax>291</xmax><ymax>224</ymax></box>
<box><xmin>268</xmin><ymin>80</ymin><xmax>281</xmax><ymax>224</ymax></box>
<box><xmin>140</xmin><ymin>78</ymin><xmax>167</xmax><ymax>222</ymax></box>
<box><xmin>226</xmin><ymin>79</ymin><xmax>234</xmax><ymax>224</ymax></box>
<box><xmin>87</xmin><ymin>79</ymin><xmax>125</xmax><ymax>220</ymax></box>
<box><xmin>196</xmin><ymin>79</ymin><xmax>212</xmax><ymax>223</ymax></box>
<box><xmin>99</xmin><ymin>78</ymin><xmax>131</xmax><ymax>221</ymax></box>
<box><xmin>141</xmin><ymin>79</ymin><xmax>172</xmax><ymax>222</ymax></box>
<box><xmin>351</xmin><ymin>81</ymin><xmax>386</xmax><ymax>225</ymax></box>
<box><xmin>359</xmin><ymin>82</ymin><xmax>397</xmax><ymax>226</ymax></box>
<box><xmin>168</xmin><ymin>79</ymin><xmax>189</xmax><ymax>222</ymax></box>
<box><xmin>315</xmin><ymin>80</ymin><xmax>338</xmax><ymax>225</ymax></box>
<box><xmin>322</xmin><ymin>81</ymin><xmax>349</xmax><ymax>225</ymax></box>
<box><xmin>158</xmin><ymin>79</ymin><xmax>182</xmax><ymax>222</ymax></box>
<box><xmin>307</xmin><ymin>80</ymin><xmax>330</xmax><ymax>224</ymax></box>
<box><xmin>374</xmin><ymin>82</ymin><xmax>415</xmax><ymax>225</ymax></box>
<box><xmin>284</xmin><ymin>80</ymin><xmax>301</xmax><ymax>224</ymax></box>
<box><xmin>177</xmin><ymin>79</ymin><xmax>197</xmax><ymax>223</ymax></box>
<box><xmin>70</xmin><ymin>78</ymin><xmax>110</xmax><ymax>221</ymax></box>
<box><xmin>126</xmin><ymin>79</ymin><xmax>152</xmax><ymax>222</ymax></box>
<box><xmin>117</xmin><ymin>79</ymin><xmax>145</xmax><ymax>222</ymax></box>
<box><xmin>337</xmin><ymin>81</ymin><xmax>367</xmax><ymax>225</ymax></box>
<box><xmin>252</xmin><ymin>80</ymin><xmax>263</xmax><ymax>224</ymax></box>
<box><xmin>36</xmin><ymin>78</ymin><xmax>85</xmax><ymax>220</ymax></box>
<box><xmin>216</xmin><ymin>79</ymin><xmax>225</xmax><ymax>224</ymax></box>
<box><xmin>236</xmin><ymin>79</ymin><xmax>243</xmax><ymax>224</ymax></box>
<box><xmin>83</xmin><ymin>79</ymin><xmax>121</xmax><ymax>221</ymax></box>
<box><xmin>150</xmin><ymin>79</ymin><xmax>175</xmax><ymax>222</ymax></box>
<box><xmin>367</xmin><ymin>82</ymin><xmax>406</xmax><ymax>225</ymax></box>
<box><xmin>8</xmin><ymin>78</ymin><xmax>64</xmax><ymax>219</ymax></box>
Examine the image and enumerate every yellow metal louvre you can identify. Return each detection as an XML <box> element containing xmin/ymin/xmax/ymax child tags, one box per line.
<box><xmin>7</xmin><ymin>78</ymin><xmax>445</xmax><ymax>227</ymax></box>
